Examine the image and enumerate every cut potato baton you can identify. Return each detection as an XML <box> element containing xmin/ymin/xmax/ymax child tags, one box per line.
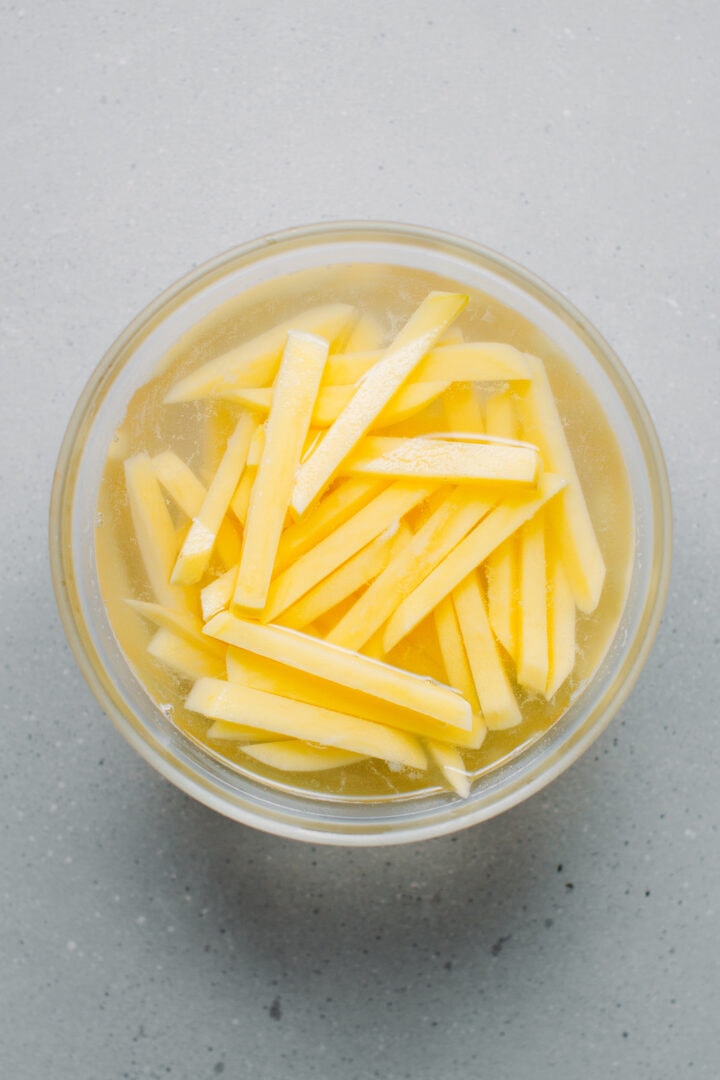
<box><xmin>127</xmin><ymin>599</ymin><xmax>226</xmax><ymax>659</ymax></box>
<box><xmin>546</xmin><ymin>541</ymin><xmax>577</xmax><ymax>699</ymax></box>
<box><xmin>383</xmin><ymin>472</ymin><xmax>567</xmax><ymax>651</ymax></box>
<box><xmin>123</xmin><ymin>452</ymin><xmax>186</xmax><ymax>610</ymax></box>
<box><xmin>426</xmin><ymin>740</ymin><xmax>471</xmax><ymax>798</ymax></box>
<box><xmin>164</xmin><ymin>304</ymin><xmax>357</xmax><ymax>402</ymax></box>
<box><xmin>291</xmin><ymin>291</ymin><xmax>468</xmax><ymax>514</ymax></box>
<box><xmin>342</xmin><ymin>436</ymin><xmax>540</xmax><ymax>485</ymax></box>
<box><xmin>187</xmin><ymin>678</ymin><xmax>428</xmax><ymax>769</ymax></box>
<box><xmin>152</xmin><ymin>450</ymin><xmax>241</xmax><ymax>569</ymax></box>
<box><xmin>484</xmin><ymin>391</ymin><xmax>521</xmax><ymax>659</ymax></box>
<box><xmin>241</xmin><ymin>741</ymin><xmax>367</xmax><ymax>772</ymax></box>
<box><xmin>147</xmin><ymin>628</ymin><xmax>226</xmax><ymax>681</ymax></box>
<box><xmin>516</xmin><ymin>514</ymin><xmax>549</xmax><ymax>694</ymax></box>
<box><xmin>233</xmin><ymin>331</ymin><xmax>329</xmax><ymax>611</ymax></box>
<box><xmin>204</xmin><ymin>613</ymin><xmax>472</xmax><ymax>730</ymax></box>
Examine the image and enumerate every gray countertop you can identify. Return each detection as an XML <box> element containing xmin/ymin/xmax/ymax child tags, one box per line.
<box><xmin>2</xmin><ymin>3</ymin><xmax>718</xmax><ymax>1077</ymax></box>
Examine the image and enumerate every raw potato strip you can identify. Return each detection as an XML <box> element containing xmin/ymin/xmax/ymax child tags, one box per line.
<box><xmin>291</xmin><ymin>291</ymin><xmax>468</xmax><ymax>515</ymax></box>
<box><xmin>304</xmin><ymin>342</ymin><xmax>532</xmax><ymax>388</ymax></box>
<box><xmin>545</xmin><ymin>541</ymin><xmax>576</xmax><ymax>699</ymax></box>
<box><xmin>233</xmin><ymin>332</ymin><xmax>329</xmax><ymax>611</ymax></box>
<box><xmin>516</xmin><ymin>352</ymin><xmax>605</xmax><ymax>612</ymax></box>
<box><xmin>485</xmin><ymin>390</ymin><xmax>521</xmax><ymax>659</ymax></box>
<box><xmin>383</xmin><ymin>473</ymin><xmax>567</xmax><ymax>651</ymax></box>
<box><xmin>427</xmin><ymin>740</ymin><xmax>470</xmax><ymax>798</ymax></box>
<box><xmin>516</xmin><ymin>514</ymin><xmax>549</xmax><ymax>694</ymax></box>
<box><xmin>342</xmin><ymin>436</ymin><xmax>540</xmax><ymax>486</ymax></box>
<box><xmin>327</xmin><ymin>489</ymin><xmax>496</xmax><ymax>652</ymax></box>
<box><xmin>433</xmin><ymin>598</ymin><xmax>486</xmax><ymax>749</ymax></box>
<box><xmin>147</xmin><ymin>628</ymin><xmax>226</xmax><ymax>680</ymax></box>
<box><xmin>340</xmin><ymin>311</ymin><xmax>386</xmax><ymax>353</ymax></box>
<box><xmin>200</xmin><ymin>563</ymin><xmax>238</xmax><ymax>621</ymax></box>
<box><xmin>241</xmin><ymin>741</ymin><xmax>367</xmax><ymax>772</ymax></box>
<box><xmin>274</xmin><ymin>477</ymin><xmax>382</xmax><ymax>574</ymax></box>
<box><xmin>229</xmin><ymin>467</ymin><xmax>255</xmax><ymax>525</ymax></box>
<box><xmin>152</xmin><ymin>450</ymin><xmax>241</xmax><ymax>569</ymax></box>
<box><xmin>124</xmin><ymin>452</ymin><xmax>185</xmax><ymax>610</ymax></box>
<box><xmin>164</xmin><ymin>304</ymin><xmax>356</xmax><ymax>402</ymax></box>
<box><xmin>206</xmin><ymin>720</ymin><xmax>291</xmax><ymax>744</ymax></box>
<box><xmin>280</xmin><ymin>525</ymin><xmax>404</xmax><ymax>630</ymax></box>
<box><xmin>225</xmin><ymin>650</ymin><xmax>476</xmax><ymax>746</ymax></box>
<box><xmin>171</xmin><ymin>412</ymin><xmax>255</xmax><ymax>585</ymax></box>
<box><xmin>263</xmin><ymin>480</ymin><xmax>434</xmax><ymax>623</ymax></box>
<box><xmin>127</xmin><ymin>600</ymin><xmax>226</xmax><ymax>659</ymax></box>
<box><xmin>204</xmin><ymin>612</ymin><xmax>472</xmax><ymax>730</ymax></box>
<box><xmin>186</xmin><ymin>678</ymin><xmax>428</xmax><ymax>770</ymax></box>
<box><xmin>452</xmin><ymin>572</ymin><xmax>522</xmax><ymax>730</ymax></box>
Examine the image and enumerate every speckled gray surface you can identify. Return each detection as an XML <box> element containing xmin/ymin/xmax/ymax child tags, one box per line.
<box><xmin>2</xmin><ymin>3</ymin><xmax>718</xmax><ymax>1078</ymax></box>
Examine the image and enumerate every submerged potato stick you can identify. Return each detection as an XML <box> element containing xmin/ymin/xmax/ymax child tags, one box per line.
<box><xmin>124</xmin><ymin>452</ymin><xmax>186</xmax><ymax>610</ymax></box>
<box><xmin>291</xmin><ymin>291</ymin><xmax>468</xmax><ymax>514</ymax></box>
<box><xmin>233</xmin><ymin>331</ymin><xmax>329</xmax><ymax>611</ymax></box>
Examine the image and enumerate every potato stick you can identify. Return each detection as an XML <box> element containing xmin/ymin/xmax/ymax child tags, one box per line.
<box><xmin>200</xmin><ymin>563</ymin><xmax>238</xmax><ymax>621</ymax></box>
<box><xmin>427</xmin><ymin>740</ymin><xmax>470</xmax><ymax>798</ymax></box>
<box><xmin>327</xmin><ymin>489</ymin><xmax>496</xmax><ymax>651</ymax></box>
<box><xmin>485</xmin><ymin>537</ymin><xmax>518</xmax><ymax>661</ymax></box>
<box><xmin>263</xmin><ymin>480</ymin><xmax>434</xmax><ymax>623</ymax></box>
<box><xmin>545</xmin><ymin>542</ymin><xmax>576</xmax><ymax>699</ymax></box>
<box><xmin>152</xmin><ymin>449</ymin><xmax>241</xmax><ymax>569</ymax></box>
<box><xmin>123</xmin><ymin>452</ymin><xmax>186</xmax><ymax>610</ymax></box>
<box><xmin>204</xmin><ymin>613</ymin><xmax>472</xmax><ymax>730</ymax></box>
<box><xmin>224</xmin><ymin>380</ymin><xmax>450</xmax><ymax>430</ymax></box>
<box><xmin>127</xmin><ymin>599</ymin><xmax>226</xmax><ymax>659</ymax></box>
<box><xmin>305</xmin><ymin>342</ymin><xmax>532</xmax><ymax>388</ymax></box>
<box><xmin>516</xmin><ymin>352</ymin><xmax>605</xmax><ymax>612</ymax></box>
<box><xmin>433</xmin><ymin>597</ymin><xmax>481</xmax><ymax>716</ymax></box>
<box><xmin>170</xmin><ymin>412</ymin><xmax>255</xmax><ymax>586</ymax></box>
<box><xmin>229</xmin><ymin>466</ymin><xmax>255</xmax><ymax>525</ymax></box>
<box><xmin>273</xmin><ymin>477</ymin><xmax>382</xmax><ymax>574</ymax></box>
<box><xmin>241</xmin><ymin>741</ymin><xmax>367</xmax><ymax>772</ymax></box>
<box><xmin>164</xmin><ymin>303</ymin><xmax>356</xmax><ymax>402</ymax></box>
<box><xmin>147</xmin><ymin>628</ymin><xmax>226</xmax><ymax>681</ymax></box>
<box><xmin>443</xmin><ymin>383</ymin><xmax>484</xmax><ymax>433</ymax></box>
<box><xmin>225</xmin><ymin>649</ymin><xmax>476</xmax><ymax>745</ymax></box>
<box><xmin>233</xmin><ymin>332</ymin><xmax>329</xmax><ymax>611</ymax></box>
<box><xmin>206</xmin><ymin>720</ymin><xmax>291</xmax><ymax>744</ymax></box>
<box><xmin>186</xmin><ymin>677</ymin><xmax>428</xmax><ymax>769</ymax></box>
<box><xmin>383</xmin><ymin>473</ymin><xmax>567</xmax><ymax>651</ymax></box>
<box><xmin>291</xmin><ymin>292</ymin><xmax>468</xmax><ymax>515</ymax></box>
<box><xmin>452</xmin><ymin>572</ymin><xmax>522</xmax><ymax>730</ymax></box>
<box><xmin>516</xmin><ymin>515</ymin><xmax>549</xmax><ymax>694</ymax></box>
<box><xmin>341</xmin><ymin>436</ymin><xmax>540</xmax><ymax>486</ymax></box>
<box><xmin>280</xmin><ymin>526</ymin><xmax>400</xmax><ymax>630</ymax></box>
<box><xmin>246</xmin><ymin>425</ymin><xmax>319</xmax><ymax>468</ymax></box>
<box><xmin>484</xmin><ymin>390</ymin><xmax>520</xmax><ymax>658</ymax></box>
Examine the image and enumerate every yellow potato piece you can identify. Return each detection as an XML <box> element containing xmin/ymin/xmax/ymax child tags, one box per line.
<box><xmin>170</xmin><ymin>412</ymin><xmax>255</xmax><ymax>586</ymax></box>
<box><xmin>291</xmin><ymin>291</ymin><xmax>468</xmax><ymax>514</ymax></box>
<box><xmin>186</xmin><ymin>677</ymin><xmax>428</xmax><ymax>770</ymax></box>
<box><xmin>164</xmin><ymin>303</ymin><xmax>357</xmax><ymax>402</ymax></box>
<box><xmin>433</xmin><ymin>597</ymin><xmax>487</xmax><ymax>749</ymax></box>
<box><xmin>263</xmin><ymin>480</ymin><xmax>434</xmax><ymax>623</ymax></box>
<box><xmin>546</xmin><ymin>541</ymin><xmax>577</xmax><ymax>699</ymax></box>
<box><xmin>426</xmin><ymin>740</ymin><xmax>470</xmax><ymax>798</ymax></box>
<box><xmin>127</xmin><ymin>599</ymin><xmax>226</xmax><ymax>659</ymax></box>
<box><xmin>443</xmin><ymin>382</ymin><xmax>484</xmax><ymax>432</ymax></box>
<box><xmin>151</xmin><ymin>449</ymin><xmax>241</xmax><ymax>569</ymax></box>
<box><xmin>484</xmin><ymin>390</ymin><xmax>520</xmax><ymax>659</ymax></box>
<box><xmin>123</xmin><ymin>452</ymin><xmax>185</xmax><ymax>610</ymax></box>
<box><xmin>206</xmin><ymin>720</ymin><xmax>290</xmax><ymax>744</ymax></box>
<box><xmin>147</xmin><ymin>628</ymin><xmax>226</xmax><ymax>681</ymax></box>
<box><xmin>342</xmin><ymin>436</ymin><xmax>540</xmax><ymax>486</ymax></box>
<box><xmin>327</xmin><ymin>488</ymin><xmax>496</xmax><ymax>652</ymax></box>
<box><xmin>200</xmin><ymin>563</ymin><xmax>237</xmax><ymax>621</ymax></box>
<box><xmin>233</xmin><ymin>332</ymin><xmax>329</xmax><ymax>611</ymax></box>
<box><xmin>229</xmin><ymin>466</ymin><xmax>255</xmax><ymax>525</ymax></box>
<box><xmin>516</xmin><ymin>514</ymin><xmax>549</xmax><ymax>694</ymax></box>
<box><xmin>280</xmin><ymin>524</ymin><xmax>402</xmax><ymax>630</ymax></box>
<box><xmin>204</xmin><ymin>613</ymin><xmax>472</xmax><ymax>730</ymax></box>
<box><xmin>516</xmin><ymin>352</ymin><xmax>605</xmax><ymax>612</ymax></box>
<box><xmin>383</xmin><ymin>473</ymin><xmax>567</xmax><ymax>651</ymax></box>
<box><xmin>273</xmin><ymin>476</ymin><xmax>382</xmax><ymax>574</ymax></box>
<box><xmin>225</xmin><ymin>648</ymin><xmax>472</xmax><ymax>744</ymax></box>
<box><xmin>241</xmin><ymin>741</ymin><xmax>367</xmax><ymax>772</ymax></box>
<box><xmin>452</xmin><ymin>572</ymin><xmax>522</xmax><ymax>730</ymax></box>
<box><xmin>315</xmin><ymin>341</ymin><xmax>531</xmax><ymax>388</ymax></box>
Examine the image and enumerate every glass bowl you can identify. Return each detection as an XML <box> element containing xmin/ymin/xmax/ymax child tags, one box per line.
<box><xmin>49</xmin><ymin>221</ymin><xmax>672</xmax><ymax>845</ymax></box>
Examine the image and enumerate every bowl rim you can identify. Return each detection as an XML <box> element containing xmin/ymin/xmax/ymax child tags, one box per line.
<box><xmin>49</xmin><ymin>219</ymin><xmax>673</xmax><ymax>845</ymax></box>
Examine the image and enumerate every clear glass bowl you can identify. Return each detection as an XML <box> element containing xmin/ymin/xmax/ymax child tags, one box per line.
<box><xmin>49</xmin><ymin>221</ymin><xmax>672</xmax><ymax>845</ymax></box>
